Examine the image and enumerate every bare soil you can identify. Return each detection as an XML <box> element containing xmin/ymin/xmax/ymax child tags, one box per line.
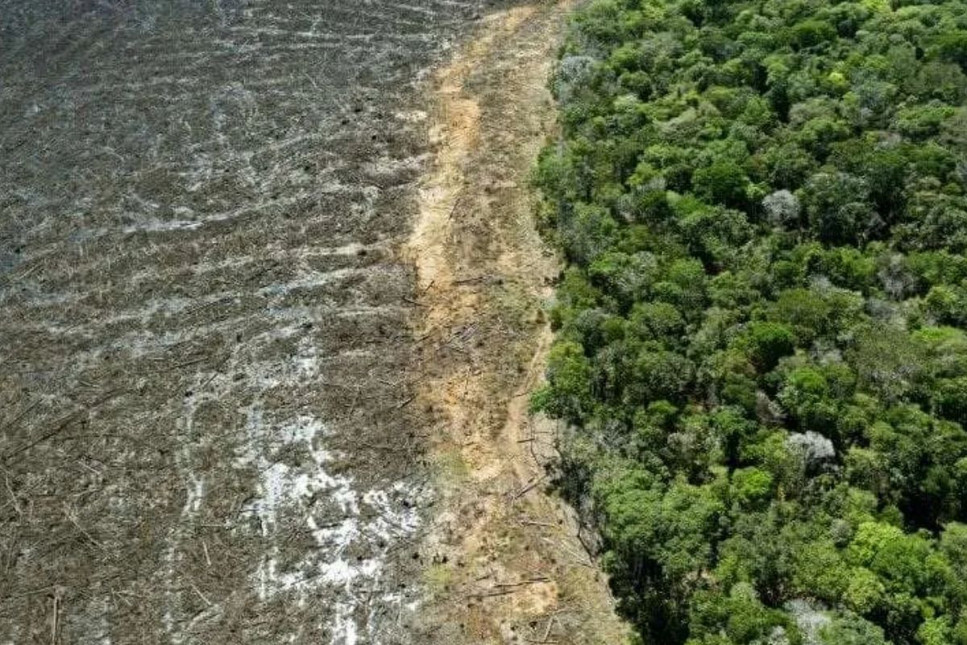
<box><xmin>405</xmin><ymin>4</ymin><xmax>630</xmax><ymax>643</ymax></box>
<box><xmin>0</xmin><ymin>1</ymin><xmax>626</xmax><ymax>643</ymax></box>
<box><xmin>0</xmin><ymin>2</ymin><xmax>486</xmax><ymax>642</ymax></box>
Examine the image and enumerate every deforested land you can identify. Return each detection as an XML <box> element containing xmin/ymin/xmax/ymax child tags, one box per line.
<box><xmin>0</xmin><ymin>1</ymin><xmax>625</xmax><ymax>644</ymax></box>
<box><xmin>0</xmin><ymin>0</ymin><xmax>500</xmax><ymax>642</ymax></box>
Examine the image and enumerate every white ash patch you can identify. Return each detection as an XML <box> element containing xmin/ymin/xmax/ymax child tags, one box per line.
<box><xmin>364</xmin><ymin>154</ymin><xmax>425</xmax><ymax>179</ymax></box>
<box><xmin>236</xmin><ymin>412</ymin><xmax>426</xmax><ymax>644</ymax></box>
<box><xmin>394</xmin><ymin>109</ymin><xmax>427</xmax><ymax>123</ymax></box>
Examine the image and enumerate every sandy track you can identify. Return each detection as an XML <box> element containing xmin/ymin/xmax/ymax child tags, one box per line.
<box><xmin>405</xmin><ymin>4</ymin><xmax>629</xmax><ymax>643</ymax></box>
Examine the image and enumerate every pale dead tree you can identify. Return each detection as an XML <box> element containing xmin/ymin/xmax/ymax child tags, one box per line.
<box><xmin>877</xmin><ymin>252</ymin><xmax>913</xmax><ymax>300</ymax></box>
<box><xmin>787</xmin><ymin>431</ymin><xmax>836</xmax><ymax>465</ymax></box>
<box><xmin>554</xmin><ymin>55</ymin><xmax>596</xmax><ymax>105</ymax></box>
<box><xmin>762</xmin><ymin>189</ymin><xmax>801</xmax><ymax>230</ymax></box>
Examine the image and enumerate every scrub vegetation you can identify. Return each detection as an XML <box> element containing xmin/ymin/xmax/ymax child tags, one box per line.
<box><xmin>534</xmin><ymin>0</ymin><xmax>967</xmax><ymax>642</ymax></box>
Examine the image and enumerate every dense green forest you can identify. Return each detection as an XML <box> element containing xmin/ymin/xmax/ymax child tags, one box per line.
<box><xmin>533</xmin><ymin>0</ymin><xmax>967</xmax><ymax>642</ymax></box>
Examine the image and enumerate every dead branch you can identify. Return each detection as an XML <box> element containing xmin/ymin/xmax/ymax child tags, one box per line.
<box><xmin>511</xmin><ymin>474</ymin><xmax>547</xmax><ymax>501</ymax></box>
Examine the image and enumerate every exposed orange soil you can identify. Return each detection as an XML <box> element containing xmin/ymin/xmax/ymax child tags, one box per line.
<box><xmin>406</xmin><ymin>3</ymin><xmax>631</xmax><ymax>643</ymax></box>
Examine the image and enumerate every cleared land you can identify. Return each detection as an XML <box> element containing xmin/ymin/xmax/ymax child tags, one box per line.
<box><xmin>0</xmin><ymin>1</ymin><xmax>624</xmax><ymax>643</ymax></box>
<box><xmin>405</xmin><ymin>4</ymin><xmax>628</xmax><ymax>643</ymax></box>
<box><xmin>1</xmin><ymin>1</ymin><xmax>484</xmax><ymax>642</ymax></box>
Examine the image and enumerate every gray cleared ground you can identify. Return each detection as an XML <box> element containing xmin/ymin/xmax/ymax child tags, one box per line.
<box><xmin>0</xmin><ymin>1</ymin><xmax>491</xmax><ymax>642</ymax></box>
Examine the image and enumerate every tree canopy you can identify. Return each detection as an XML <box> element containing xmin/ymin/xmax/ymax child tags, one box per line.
<box><xmin>534</xmin><ymin>0</ymin><xmax>967</xmax><ymax>642</ymax></box>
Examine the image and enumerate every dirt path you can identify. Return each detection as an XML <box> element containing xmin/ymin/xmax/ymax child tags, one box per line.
<box><xmin>405</xmin><ymin>3</ymin><xmax>630</xmax><ymax>643</ymax></box>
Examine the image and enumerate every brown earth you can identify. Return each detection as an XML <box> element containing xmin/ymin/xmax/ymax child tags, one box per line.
<box><xmin>406</xmin><ymin>4</ymin><xmax>631</xmax><ymax>643</ymax></box>
<box><xmin>0</xmin><ymin>2</ymin><xmax>491</xmax><ymax>642</ymax></box>
<box><xmin>0</xmin><ymin>1</ymin><xmax>628</xmax><ymax>642</ymax></box>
